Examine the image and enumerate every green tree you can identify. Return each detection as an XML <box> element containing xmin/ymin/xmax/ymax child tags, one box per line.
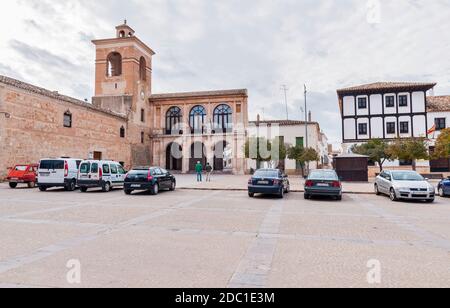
<box><xmin>387</xmin><ymin>138</ymin><xmax>429</xmax><ymax>171</ymax></box>
<box><xmin>287</xmin><ymin>146</ymin><xmax>319</xmax><ymax>176</ymax></box>
<box><xmin>432</xmin><ymin>128</ymin><xmax>450</xmax><ymax>159</ymax></box>
<box><xmin>244</xmin><ymin>137</ymin><xmax>272</xmax><ymax>169</ymax></box>
<box><xmin>351</xmin><ymin>139</ymin><xmax>393</xmax><ymax>172</ymax></box>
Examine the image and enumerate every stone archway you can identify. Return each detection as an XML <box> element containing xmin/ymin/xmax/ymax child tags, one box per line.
<box><xmin>166</xmin><ymin>142</ymin><xmax>183</xmax><ymax>171</ymax></box>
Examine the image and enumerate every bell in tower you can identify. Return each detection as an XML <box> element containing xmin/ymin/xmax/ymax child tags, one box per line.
<box><xmin>116</xmin><ymin>20</ymin><xmax>135</xmax><ymax>38</ymax></box>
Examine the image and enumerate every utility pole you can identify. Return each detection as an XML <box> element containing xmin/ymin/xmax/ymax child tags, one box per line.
<box><xmin>304</xmin><ymin>84</ymin><xmax>309</xmax><ymax>176</ymax></box>
<box><xmin>281</xmin><ymin>85</ymin><xmax>289</xmax><ymax>120</ymax></box>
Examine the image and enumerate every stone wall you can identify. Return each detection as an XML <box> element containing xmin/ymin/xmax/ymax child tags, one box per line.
<box><xmin>0</xmin><ymin>82</ymin><xmax>132</xmax><ymax>179</ymax></box>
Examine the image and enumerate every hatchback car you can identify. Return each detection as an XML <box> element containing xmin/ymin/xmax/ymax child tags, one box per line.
<box><xmin>304</xmin><ymin>169</ymin><xmax>342</xmax><ymax>200</ymax></box>
<box><xmin>78</xmin><ymin>160</ymin><xmax>127</xmax><ymax>192</ymax></box>
<box><xmin>438</xmin><ymin>177</ymin><xmax>450</xmax><ymax>197</ymax></box>
<box><xmin>124</xmin><ymin>167</ymin><xmax>176</xmax><ymax>195</ymax></box>
<box><xmin>375</xmin><ymin>170</ymin><xmax>435</xmax><ymax>203</ymax></box>
<box><xmin>6</xmin><ymin>164</ymin><xmax>38</xmax><ymax>189</ymax></box>
<box><xmin>248</xmin><ymin>169</ymin><xmax>290</xmax><ymax>198</ymax></box>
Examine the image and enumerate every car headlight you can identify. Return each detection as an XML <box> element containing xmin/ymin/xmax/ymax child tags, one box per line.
<box><xmin>429</xmin><ymin>186</ymin><xmax>435</xmax><ymax>192</ymax></box>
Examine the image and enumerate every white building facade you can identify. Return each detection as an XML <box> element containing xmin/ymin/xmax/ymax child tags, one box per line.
<box><xmin>247</xmin><ymin>120</ymin><xmax>330</xmax><ymax>174</ymax></box>
<box><xmin>338</xmin><ymin>82</ymin><xmax>450</xmax><ymax>174</ymax></box>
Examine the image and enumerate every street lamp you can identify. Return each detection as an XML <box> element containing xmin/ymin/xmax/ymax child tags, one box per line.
<box><xmin>0</xmin><ymin>111</ymin><xmax>11</xmax><ymax>119</ymax></box>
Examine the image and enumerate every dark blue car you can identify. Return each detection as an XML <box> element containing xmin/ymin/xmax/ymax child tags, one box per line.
<box><xmin>438</xmin><ymin>177</ymin><xmax>450</xmax><ymax>197</ymax></box>
<box><xmin>248</xmin><ymin>169</ymin><xmax>290</xmax><ymax>198</ymax></box>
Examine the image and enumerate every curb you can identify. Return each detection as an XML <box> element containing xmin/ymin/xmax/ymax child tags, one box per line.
<box><xmin>178</xmin><ymin>187</ymin><xmax>375</xmax><ymax>195</ymax></box>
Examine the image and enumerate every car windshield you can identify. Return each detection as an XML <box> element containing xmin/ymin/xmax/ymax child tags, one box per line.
<box><xmin>254</xmin><ymin>170</ymin><xmax>279</xmax><ymax>178</ymax></box>
<box><xmin>309</xmin><ymin>171</ymin><xmax>338</xmax><ymax>180</ymax></box>
<box><xmin>39</xmin><ymin>160</ymin><xmax>64</xmax><ymax>170</ymax></box>
<box><xmin>128</xmin><ymin>170</ymin><xmax>149</xmax><ymax>176</ymax></box>
<box><xmin>392</xmin><ymin>172</ymin><xmax>424</xmax><ymax>181</ymax></box>
<box><xmin>15</xmin><ymin>166</ymin><xmax>27</xmax><ymax>171</ymax></box>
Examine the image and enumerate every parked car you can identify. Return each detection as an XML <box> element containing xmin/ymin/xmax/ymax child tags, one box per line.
<box><xmin>6</xmin><ymin>164</ymin><xmax>38</xmax><ymax>188</ymax></box>
<box><xmin>124</xmin><ymin>167</ymin><xmax>176</xmax><ymax>195</ymax></box>
<box><xmin>438</xmin><ymin>177</ymin><xmax>450</xmax><ymax>197</ymax></box>
<box><xmin>375</xmin><ymin>170</ymin><xmax>435</xmax><ymax>203</ymax></box>
<box><xmin>37</xmin><ymin>158</ymin><xmax>82</xmax><ymax>191</ymax></box>
<box><xmin>248</xmin><ymin>169</ymin><xmax>290</xmax><ymax>198</ymax></box>
<box><xmin>304</xmin><ymin>169</ymin><xmax>342</xmax><ymax>200</ymax></box>
<box><xmin>78</xmin><ymin>160</ymin><xmax>126</xmax><ymax>192</ymax></box>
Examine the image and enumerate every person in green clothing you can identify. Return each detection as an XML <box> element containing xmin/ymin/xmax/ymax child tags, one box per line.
<box><xmin>195</xmin><ymin>161</ymin><xmax>203</xmax><ymax>182</ymax></box>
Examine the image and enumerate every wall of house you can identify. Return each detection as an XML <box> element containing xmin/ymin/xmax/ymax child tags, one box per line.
<box><xmin>0</xmin><ymin>83</ymin><xmax>131</xmax><ymax>179</ymax></box>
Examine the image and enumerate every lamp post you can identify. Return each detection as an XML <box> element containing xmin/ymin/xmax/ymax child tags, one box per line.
<box><xmin>304</xmin><ymin>84</ymin><xmax>309</xmax><ymax>176</ymax></box>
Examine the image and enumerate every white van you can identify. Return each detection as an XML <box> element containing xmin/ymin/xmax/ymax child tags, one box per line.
<box><xmin>37</xmin><ymin>158</ymin><xmax>82</xmax><ymax>191</ymax></box>
<box><xmin>78</xmin><ymin>160</ymin><xmax>127</xmax><ymax>192</ymax></box>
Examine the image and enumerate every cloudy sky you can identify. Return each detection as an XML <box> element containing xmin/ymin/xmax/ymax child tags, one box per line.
<box><xmin>1</xmin><ymin>0</ymin><xmax>450</xmax><ymax>146</ymax></box>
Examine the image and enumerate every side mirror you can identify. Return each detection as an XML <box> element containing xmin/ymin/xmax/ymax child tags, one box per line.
<box><xmin>425</xmin><ymin>178</ymin><xmax>429</xmax><ymax>181</ymax></box>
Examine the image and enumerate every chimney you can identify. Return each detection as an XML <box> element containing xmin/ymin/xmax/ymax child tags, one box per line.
<box><xmin>308</xmin><ymin>111</ymin><xmax>312</xmax><ymax>123</ymax></box>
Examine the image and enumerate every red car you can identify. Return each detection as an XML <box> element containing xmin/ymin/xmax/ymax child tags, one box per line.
<box><xmin>6</xmin><ymin>164</ymin><xmax>38</xmax><ymax>188</ymax></box>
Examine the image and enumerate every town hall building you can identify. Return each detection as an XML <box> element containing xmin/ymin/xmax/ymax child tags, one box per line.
<box><xmin>0</xmin><ymin>22</ymin><xmax>249</xmax><ymax>179</ymax></box>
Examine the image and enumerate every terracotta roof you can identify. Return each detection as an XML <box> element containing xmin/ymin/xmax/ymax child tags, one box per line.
<box><xmin>249</xmin><ymin>120</ymin><xmax>319</xmax><ymax>127</ymax></box>
<box><xmin>150</xmin><ymin>89</ymin><xmax>248</xmax><ymax>100</ymax></box>
<box><xmin>337</xmin><ymin>82</ymin><xmax>436</xmax><ymax>95</ymax></box>
<box><xmin>0</xmin><ymin>75</ymin><xmax>127</xmax><ymax>120</ymax></box>
<box><xmin>427</xmin><ymin>96</ymin><xmax>450</xmax><ymax>112</ymax></box>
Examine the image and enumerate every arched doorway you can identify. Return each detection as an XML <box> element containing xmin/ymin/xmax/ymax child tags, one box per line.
<box><xmin>166</xmin><ymin>142</ymin><xmax>183</xmax><ymax>171</ymax></box>
<box><xmin>213</xmin><ymin>141</ymin><xmax>232</xmax><ymax>171</ymax></box>
<box><xmin>189</xmin><ymin>142</ymin><xmax>207</xmax><ymax>171</ymax></box>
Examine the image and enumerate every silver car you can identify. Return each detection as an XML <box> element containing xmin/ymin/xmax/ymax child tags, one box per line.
<box><xmin>375</xmin><ymin>170</ymin><xmax>435</xmax><ymax>203</ymax></box>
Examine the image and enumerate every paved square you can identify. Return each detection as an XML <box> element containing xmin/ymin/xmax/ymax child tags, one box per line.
<box><xmin>0</xmin><ymin>183</ymin><xmax>449</xmax><ymax>288</ymax></box>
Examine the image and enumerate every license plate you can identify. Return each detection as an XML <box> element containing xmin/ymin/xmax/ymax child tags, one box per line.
<box><xmin>40</xmin><ymin>173</ymin><xmax>50</xmax><ymax>177</ymax></box>
<box><xmin>258</xmin><ymin>181</ymin><xmax>269</xmax><ymax>185</ymax></box>
<box><xmin>131</xmin><ymin>184</ymin><xmax>141</xmax><ymax>188</ymax></box>
<box><xmin>317</xmin><ymin>183</ymin><xmax>329</xmax><ymax>187</ymax></box>
<box><xmin>11</xmin><ymin>178</ymin><xmax>19</xmax><ymax>181</ymax></box>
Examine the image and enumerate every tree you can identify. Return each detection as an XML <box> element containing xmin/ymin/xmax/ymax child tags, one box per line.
<box><xmin>287</xmin><ymin>146</ymin><xmax>319</xmax><ymax>176</ymax></box>
<box><xmin>351</xmin><ymin>139</ymin><xmax>393</xmax><ymax>172</ymax></box>
<box><xmin>272</xmin><ymin>137</ymin><xmax>288</xmax><ymax>170</ymax></box>
<box><xmin>244</xmin><ymin>137</ymin><xmax>272</xmax><ymax>170</ymax></box>
<box><xmin>387</xmin><ymin>138</ymin><xmax>429</xmax><ymax>171</ymax></box>
<box><xmin>432</xmin><ymin>128</ymin><xmax>450</xmax><ymax>159</ymax></box>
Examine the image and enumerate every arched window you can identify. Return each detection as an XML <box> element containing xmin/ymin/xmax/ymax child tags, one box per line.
<box><xmin>106</xmin><ymin>52</ymin><xmax>122</xmax><ymax>77</ymax></box>
<box><xmin>166</xmin><ymin>107</ymin><xmax>182</xmax><ymax>135</ymax></box>
<box><xmin>119</xmin><ymin>31</ymin><xmax>125</xmax><ymax>38</ymax></box>
<box><xmin>139</xmin><ymin>57</ymin><xmax>147</xmax><ymax>81</ymax></box>
<box><xmin>189</xmin><ymin>106</ymin><xmax>207</xmax><ymax>134</ymax></box>
<box><xmin>120</xmin><ymin>126</ymin><xmax>125</xmax><ymax>138</ymax></box>
<box><xmin>214</xmin><ymin>104</ymin><xmax>233</xmax><ymax>133</ymax></box>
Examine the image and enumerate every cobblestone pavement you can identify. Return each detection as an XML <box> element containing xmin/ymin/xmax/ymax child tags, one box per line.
<box><xmin>0</xmin><ymin>183</ymin><xmax>449</xmax><ymax>288</ymax></box>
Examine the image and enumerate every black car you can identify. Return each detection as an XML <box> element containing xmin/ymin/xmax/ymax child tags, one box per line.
<box><xmin>248</xmin><ymin>169</ymin><xmax>290</xmax><ymax>198</ymax></box>
<box><xmin>124</xmin><ymin>167</ymin><xmax>176</xmax><ymax>195</ymax></box>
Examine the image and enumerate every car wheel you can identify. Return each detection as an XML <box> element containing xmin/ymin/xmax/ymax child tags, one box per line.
<box><xmin>248</xmin><ymin>192</ymin><xmax>255</xmax><ymax>198</ymax></box>
<box><xmin>374</xmin><ymin>184</ymin><xmax>380</xmax><ymax>196</ymax></box>
<box><xmin>27</xmin><ymin>181</ymin><xmax>36</xmax><ymax>188</ymax></box>
<box><xmin>150</xmin><ymin>183</ymin><xmax>159</xmax><ymax>195</ymax></box>
<box><xmin>80</xmin><ymin>187</ymin><xmax>88</xmax><ymax>193</ymax></box>
<box><xmin>389</xmin><ymin>188</ymin><xmax>398</xmax><ymax>202</ymax></box>
<box><xmin>102</xmin><ymin>181</ymin><xmax>111</xmax><ymax>192</ymax></box>
<box><xmin>336</xmin><ymin>195</ymin><xmax>342</xmax><ymax>201</ymax></box>
<box><xmin>39</xmin><ymin>186</ymin><xmax>47</xmax><ymax>192</ymax></box>
<box><xmin>304</xmin><ymin>194</ymin><xmax>310</xmax><ymax>200</ymax></box>
<box><xmin>66</xmin><ymin>180</ymin><xmax>76</xmax><ymax>192</ymax></box>
<box><xmin>124</xmin><ymin>189</ymin><xmax>132</xmax><ymax>195</ymax></box>
<box><xmin>438</xmin><ymin>187</ymin><xmax>445</xmax><ymax>197</ymax></box>
<box><xmin>169</xmin><ymin>181</ymin><xmax>176</xmax><ymax>191</ymax></box>
<box><xmin>9</xmin><ymin>182</ymin><xmax>18</xmax><ymax>189</ymax></box>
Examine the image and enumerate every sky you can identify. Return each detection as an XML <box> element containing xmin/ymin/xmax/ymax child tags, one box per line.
<box><xmin>1</xmin><ymin>0</ymin><xmax>450</xmax><ymax>147</ymax></box>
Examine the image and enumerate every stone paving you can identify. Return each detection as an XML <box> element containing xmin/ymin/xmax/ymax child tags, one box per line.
<box><xmin>0</xmin><ymin>183</ymin><xmax>449</xmax><ymax>288</ymax></box>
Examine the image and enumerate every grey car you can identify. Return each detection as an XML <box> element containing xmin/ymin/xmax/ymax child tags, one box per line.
<box><xmin>375</xmin><ymin>170</ymin><xmax>435</xmax><ymax>203</ymax></box>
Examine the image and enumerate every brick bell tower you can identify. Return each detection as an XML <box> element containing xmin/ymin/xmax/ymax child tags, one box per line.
<box><xmin>92</xmin><ymin>21</ymin><xmax>156</xmax><ymax>166</ymax></box>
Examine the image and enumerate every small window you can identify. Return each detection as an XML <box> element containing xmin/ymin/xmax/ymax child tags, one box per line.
<box><xmin>386</xmin><ymin>122</ymin><xmax>396</xmax><ymax>134</ymax></box>
<box><xmin>358</xmin><ymin>123</ymin><xmax>368</xmax><ymax>135</ymax></box>
<box><xmin>103</xmin><ymin>164</ymin><xmax>110</xmax><ymax>174</ymax></box>
<box><xmin>385</xmin><ymin>96</ymin><xmax>395</xmax><ymax>108</ymax></box>
<box><xmin>80</xmin><ymin>163</ymin><xmax>91</xmax><ymax>174</ymax></box>
<box><xmin>358</xmin><ymin>98</ymin><xmax>367</xmax><ymax>109</ymax></box>
<box><xmin>141</xmin><ymin>109</ymin><xmax>145</xmax><ymax>122</ymax></box>
<box><xmin>435</xmin><ymin>118</ymin><xmax>446</xmax><ymax>131</ymax></box>
<box><xmin>120</xmin><ymin>126</ymin><xmax>125</xmax><ymax>138</ymax></box>
<box><xmin>141</xmin><ymin>132</ymin><xmax>145</xmax><ymax>144</ymax></box>
<box><xmin>110</xmin><ymin>164</ymin><xmax>118</xmax><ymax>174</ymax></box>
<box><xmin>63</xmin><ymin>111</ymin><xmax>72</xmax><ymax>128</ymax></box>
<box><xmin>400</xmin><ymin>122</ymin><xmax>409</xmax><ymax>134</ymax></box>
<box><xmin>91</xmin><ymin>163</ymin><xmax>99</xmax><ymax>173</ymax></box>
<box><xmin>399</xmin><ymin>95</ymin><xmax>408</xmax><ymax>107</ymax></box>
<box><xmin>236</xmin><ymin>104</ymin><xmax>242</xmax><ymax>113</ymax></box>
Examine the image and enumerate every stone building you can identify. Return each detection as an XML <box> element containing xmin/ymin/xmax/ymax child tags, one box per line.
<box><xmin>0</xmin><ymin>22</ymin><xmax>248</xmax><ymax>179</ymax></box>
